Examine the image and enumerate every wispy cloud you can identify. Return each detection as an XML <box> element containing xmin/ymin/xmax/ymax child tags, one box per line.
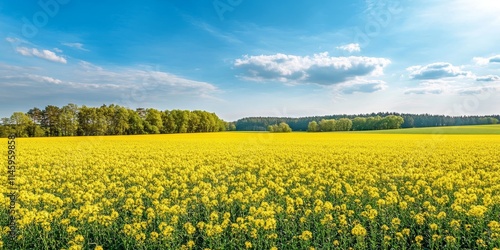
<box><xmin>185</xmin><ymin>17</ymin><xmax>241</xmax><ymax>44</ymax></box>
<box><xmin>62</xmin><ymin>42</ymin><xmax>89</xmax><ymax>51</ymax></box>
<box><xmin>0</xmin><ymin>61</ymin><xmax>218</xmax><ymax>98</ymax></box>
<box><xmin>335</xmin><ymin>79</ymin><xmax>387</xmax><ymax>94</ymax></box>
<box><xmin>457</xmin><ymin>86</ymin><xmax>498</xmax><ymax>95</ymax></box>
<box><xmin>336</xmin><ymin>43</ymin><xmax>361</xmax><ymax>53</ymax></box>
<box><xmin>15</xmin><ymin>47</ymin><xmax>67</xmax><ymax>64</ymax></box>
<box><xmin>0</xmin><ymin>74</ymin><xmax>63</xmax><ymax>86</ymax></box>
<box><xmin>234</xmin><ymin>52</ymin><xmax>390</xmax><ymax>85</ymax></box>
<box><xmin>404</xmin><ymin>88</ymin><xmax>444</xmax><ymax>95</ymax></box>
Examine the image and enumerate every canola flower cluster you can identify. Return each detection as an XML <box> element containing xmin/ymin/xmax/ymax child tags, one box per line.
<box><xmin>1</xmin><ymin>133</ymin><xmax>500</xmax><ymax>249</ymax></box>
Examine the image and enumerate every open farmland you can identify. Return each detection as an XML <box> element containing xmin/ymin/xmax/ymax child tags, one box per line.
<box><xmin>2</xmin><ymin>133</ymin><xmax>500</xmax><ymax>249</ymax></box>
<box><xmin>358</xmin><ymin>125</ymin><xmax>500</xmax><ymax>135</ymax></box>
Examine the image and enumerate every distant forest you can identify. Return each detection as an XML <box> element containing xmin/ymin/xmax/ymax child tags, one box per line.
<box><xmin>0</xmin><ymin>104</ymin><xmax>233</xmax><ymax>138</ymax></box>
<box><xmin>235</xmin><ymin>112</ymin><xmax>500</xmax><ymax>131</ymax></box>
<box><xmin>2</xmin><ymin>106</ymin><xmax>499</xmax><ymax>137</ymax></box>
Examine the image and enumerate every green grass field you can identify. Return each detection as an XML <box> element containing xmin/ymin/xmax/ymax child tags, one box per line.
<box><xmin>356</xmin><ymin>124</ymin><xmax>500</xmax><ymax>134</ymax></box>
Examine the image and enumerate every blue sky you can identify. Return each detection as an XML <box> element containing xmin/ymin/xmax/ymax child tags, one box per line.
<box><xmin>1</xmin><ymin>0</ymin><xmax>499</xmax><ymax>121</ymax></box>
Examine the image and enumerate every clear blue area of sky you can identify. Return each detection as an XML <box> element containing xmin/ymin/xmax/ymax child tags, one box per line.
<box><xmin>1</xmin><ymin>0</ymin><xmax>499</xmax><ymax>120</ymax></box>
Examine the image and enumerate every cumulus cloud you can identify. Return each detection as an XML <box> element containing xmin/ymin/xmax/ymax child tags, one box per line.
<box><xmin>336</xmin><ymin>43</ymin><xmax>361</xmax><ymax>53</ymax></box>
<box><xmin>473</xmin><ymin>55</ymin><xmax>500</xmax><ymax>65</ymax></box>
<box><xmin>336</xmin><ymin>79</ymin><xmax>387</xmax><ymax>94</ymax></box>
<box><xmin>407</xmin><ymin>62</ymin><xmax>472</xmax><ymax>80</ymax></box>
<box><xmin>6</xmin><ymin>37</ymin><xmax>67</xmax><ymax>64</ymax></box>
<box><xmin>62</xmin><ymin>42</ymin><xmax>89</xmax><ymax>51</ymax></box>
<box><xmin>15</xmin><ymin>47</ymin><xmax>67</xmax><ymax>64</ymax></box>
<box><xmin>476</xmin><ymin>75</ymin><xmax>500</xmax><ymax>82</ymax></box>
<box><xmin>234</xmin><ymin>52</ymin><xmax>390</xmax><ymax>85</ymax></box>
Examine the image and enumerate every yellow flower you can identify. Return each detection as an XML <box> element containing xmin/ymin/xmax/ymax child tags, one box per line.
<box><xmin>488</xmin><ymin>221</ymin><xmax>500</xmax><ymax>232</ymax></box>
<box><xmin>184</xmin><ymin>222</ymin><xmax>196</xmax><ymax>235</ymax></box>
<box><xmin>135</xmin><ymin>232</ymin><xmax>146</xmax><ymax>242</ymax></box>
<box><xmin>476</xmin><ymin>239</ymin><xmax>487</xmax><ymax>247</ymax></box>
<box><xmin>299</xmin><ymin>230</ymin><xmax>313</xmax><ymax>241</ymax></box>
<box><xmin>73</xmin><ymin>234</ymin><xmax>84</xmax><ymax>244</ymax></box>
<box><xmin>351</xmin><ymin>224</ymin><xmax>367</xmax><ymax>237</ymax></box>
<box><xmin>445</xmin><ymin>236</ymin><xmax>456</xmax><ymax>244</ymax></box>
<box><xmin>414</xmin><ymin>213</ymin><xmax>425</xmax><ymax>225</ymax></box>
<box><xmin>150</xmin><ymin>231</ymin><xmax>159</xmax><ymax>241</ymax></box>
<box><xmin>436</xmin><ymin>211</ymin><xmax>446</xmax><ymax>219</ymax></box>
<box><xmin>67</xmin><ymin>226</ymin><xmax>78</xmax><ymax>234</ymax></box>
<box><xmin>209</xmin><ymin>212</ymin><xmax>219</xmax><ymax>222</ymax></box>
<box><xmin>61</xmin><ymin>219</ymin><xmax>71</xmax><ymax>226</ymax></box>
<box><xmin>69</xmin><ymin>245</ymin><xmax>83</xmax><ymax>250</ymax></box>
<box><xmin>429</xmin><ymin>223</ymin><xmax>438</xmax><ymax>231</ymax></box>
<box><xmin>94</xmin><ymin>246</ymin><xmax>104</xmax><ymax>250</ymax></box>
<box><xmin>468</xmin><ymin>205</ymin><xmax>487</xmax><ymax>218</ymax></box>
<box><xmin>396</xmin><ymin>232</ymin><xmax>404</xmax><ymax>240</ymax></box>
<box><xmin>245</xmin><ymin>241</ymin><xmax>252</xmax><ymax>249</ymax></box>
<box><xmin>267</xmin><ymin>233</ymin><xmax>278</xmax><ymax>239</ymax></box>
<box><xmin>432</xmin><ymin>234</ymin><xmax>441</xmax><ymax>241</ymax></box>
<box><xmin>449</xmin><ymin>219</ymin><xmax>460</xmax><ymax>229</ymax></box>
<box><xmin>391</xmin><ymin>218</ymin><xmax>401</xmax><ymax>228</ymax></box>
<box><xmin>415</xmin><ymin>235</ymin><xmax>423</xmax><ymax>245</ymax></box>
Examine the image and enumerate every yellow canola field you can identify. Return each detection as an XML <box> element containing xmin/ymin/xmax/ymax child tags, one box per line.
<box><xmin>1</xmin><ymin>133</ymin><xmax>500</xmax><ymax>249</ymax></box>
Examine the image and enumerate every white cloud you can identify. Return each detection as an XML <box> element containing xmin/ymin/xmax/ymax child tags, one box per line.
<box><xmin>5</xmin><ymin>37</ymin><xmax>20</xmax><ymax>43</ymax></box>
<box><xmin>473</xmin><ymin>55</ymin><xmax>500</xmax><ymax>65</ymax></box>
<box><xmin>79</xmin><ymin>60</ymin><xmax>103</xmax><ymax>71</ymax></box>
<box><xmin>335</xmin><ymin>79</ymin><xmax>387</xmax><ymax>94</ymax></box>
<box><xmin>336</xmin><ymin>43</ymin><xmax>361</xmax><ymax>53</ymax></box>
<box><xmin>457</xmin><ymin>87</ymin><xmax>498</xmax><ymax>95</ymax></box>
<box><xmin>28</xmin><ymin>75</ymin><xmax>63</xmax><ymax>84</ymax></box>
<box><xmin>403</xmin><ymin>79</ymin><xmax>450</xmax><ymax>95</ymax></box>
<box><xmin>15</xmin><ymin>47</ymin><xmax>67</xmax><ymax>64</ymax></box>
<box><xmin>0</xmin><ymin>74</ymin><xmax>63</xmax><ymax>86</ymax></box>
<box><xmin>62</xmin><ymin>42</ymin><xmax>89</xmax><ymax>51</ymax></box>
<box><xmin>404</xmin><ymin>88</ymin><xmax>443</xmax><ymax>95</ymax></box>
<box><xmin>407</xmin><ymin>62</ymin><xmax>472</xmax><ymax>80</ymax></box>
<box><xmin>234</xmin><ymin>52</ymin><xmax>390</xmax><ymax>85</ymax></box>
<box><xmin>476</xmin><ymin>75</ymin><xmax>500</xmax><ymax>82</ymax></box>
<box><xmin>0</xmin><ymin>61</ymin><xmax>219</xmax><ymax>108</ymax></box>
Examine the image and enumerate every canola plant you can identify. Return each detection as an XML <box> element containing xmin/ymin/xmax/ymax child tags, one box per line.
<box><xmin>1</xmin><ymin>133</ymin><xmax>500</xmax><ymax>249</ymax></box>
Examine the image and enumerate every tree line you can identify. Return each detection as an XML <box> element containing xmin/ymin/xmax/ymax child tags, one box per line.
<box><xmin>307</xmin><ymin>115</ymin><xmax>403</xmax><ymax>132</ymax></box>
<box><xmin>236</xmin><ymin>112</ymin><xmax>499</xmax><ymax>131</ymax></box>
<box><xmin>0</xmin><ymin>104</ymin><xmax>234</xmax><ymax>137</ymax></box>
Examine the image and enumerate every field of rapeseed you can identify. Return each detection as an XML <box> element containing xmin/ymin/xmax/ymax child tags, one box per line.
<box><xmin>1</xmin><ymin>132</ymin><xmax>500</xmax><ymax>249</ymax></box>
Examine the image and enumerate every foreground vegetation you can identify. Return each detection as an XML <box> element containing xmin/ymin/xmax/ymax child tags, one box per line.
<box><xmin>1</xmin><ymin>133</ymin><xmax>500</xmax><ymax>249</ymax></box>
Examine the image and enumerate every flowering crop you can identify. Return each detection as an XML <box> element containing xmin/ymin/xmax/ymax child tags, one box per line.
<box><xmin>1</xmin><ymin>133</ymin><xmax>500</xmax><ymax>249</ymax></box>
